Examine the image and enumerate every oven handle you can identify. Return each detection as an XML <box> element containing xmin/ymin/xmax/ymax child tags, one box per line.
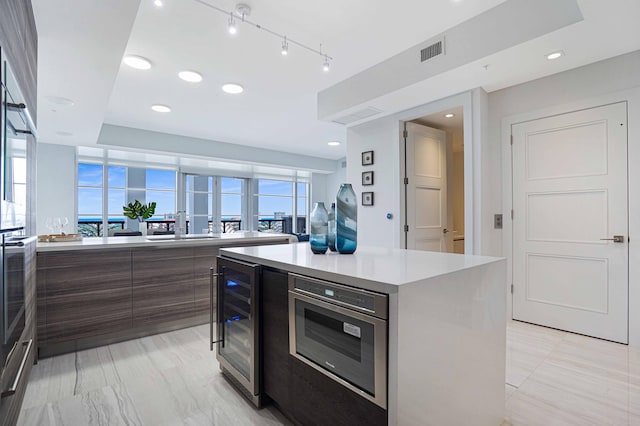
<box><xmin>1</xmin><ymin>339</ymin><xmax>33</xmax><ymax>398</ymax></box>
<box><xmin>289</xmin><ymin>289</ymin><xmax>388</xmax><ymax>324</ymax></box>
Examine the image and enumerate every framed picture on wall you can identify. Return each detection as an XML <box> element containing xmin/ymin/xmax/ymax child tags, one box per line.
<box><xmin>362</xmin><ymin>192</ymin><xmax>374</xmax><ymax>206</ymax></box>
<box><xmin>362</xmin><ymin>171</ymin><xmax>374</xmax><ymax>186</ymax></box>
<box><xmin>361</xmin><ymin>150</ymin><xmax>374</xmax><ymax>166</ymax></box>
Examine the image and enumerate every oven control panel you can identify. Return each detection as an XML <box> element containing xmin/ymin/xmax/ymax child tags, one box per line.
<box><xmin>288</xmin><ymin>273</ymin><xmax>388</xmax><ymax>320</ymax></box>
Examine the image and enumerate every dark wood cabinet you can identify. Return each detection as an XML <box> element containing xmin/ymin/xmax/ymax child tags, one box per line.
<box><xmin>261</xmin><ymin>267</ymin><xmax>388</xmax><ymax>426</ymax></box>
<box><xmin>193</xmin><ymin>246</ymin><xmax>219</xmax><ymax>314</ymax></box>
<box><xmin>35</xmin><ymin>243</ymin><xmax>275</xmax><ymax>357</ymax></box>
<box><xmin>132</xmin><ymin>247</ymin><xmax>195</xmax><ymax>326</ymax></box>
<box><xmin>0</xmin><ymin>238</ymin><xmax>37</xmax><ymax>426</ymax></box>
<box><xmin>0</xmin><ymin>0</ymin><xmax>38</xmax><ymax>124</ymax></box>
<box><xmin>37</xmin><ymin>250</ymin><xmax>133</xmax><ymax>345</ymax></box>
<box><xmin>262</xmin><ymin>268</ymin><xmax>290</xmax><ymax>405</ymax></box>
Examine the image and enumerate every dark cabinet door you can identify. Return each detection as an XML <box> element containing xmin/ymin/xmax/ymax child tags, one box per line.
<box><xmin>262</xmin><ymin>268</ymin><xmax>290</xmax><ymax>405</ymax></box>
<box><xmin>132</xmin><ymin>247</ymin><xmax>195</xmax><ymax>326</ymax></box>
<box><xmin>38</xmin><ymin>250</ymin><xmax>133</xmax><ymax>344</ymax></box>
<box><xmin>260</xmin><ymin>267</ymin><xmax>388</xmax><ymax>426</ymax></box>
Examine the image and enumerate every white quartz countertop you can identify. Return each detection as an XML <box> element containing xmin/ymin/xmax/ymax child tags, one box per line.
<box><xmin>37</xmin><ymin>232</ymin><xmax>296</xmax><ymax>252</ymax></box>
<box><xmin>221</xmin><ymin>243</ymin><xmax>504</xmax><ymax>292</ymax></box>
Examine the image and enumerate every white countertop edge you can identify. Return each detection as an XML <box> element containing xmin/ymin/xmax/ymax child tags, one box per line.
<box><xmin>220</xmin><ymin>243</ymin><xmax>505</xmax><ymax>293</ymax></box>
<box><xmin>36</xmin><ymin>232</ymin><xmax>297</xmax><ymax>252</ymax></box>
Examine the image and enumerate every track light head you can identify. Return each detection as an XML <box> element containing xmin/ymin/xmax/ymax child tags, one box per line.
<box><xmin>322</xmin><ymin>56</ymin><xmax>330</xmax><ymax>72</ymax></box>
<box><xmin>228</xmin><ymin>12</ymin><xmax>237</xmax><ymax>35</ymax></box>
<box><xmin>281</xmin><ymin>37</ymin><xmax>289</xmax><ymax>56</ymax></box>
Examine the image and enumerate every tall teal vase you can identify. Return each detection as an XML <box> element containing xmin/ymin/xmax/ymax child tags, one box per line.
<box><xmin>310</xmin><ymin>202</ymin><xmax>329</xmax><ymax>254</ymax></box>
<box><xmin>336</xmin><ymin>184</ymin><xmax>357</xmax><ymax>254</ymax></box>
<box><xmin>328</xmin><ymin>202</ymin><xmax>337</xmax><ymax>252</ymax></box>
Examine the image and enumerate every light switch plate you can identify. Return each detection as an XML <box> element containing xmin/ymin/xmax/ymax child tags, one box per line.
<box><xmin>494</xmin><ymin>214</ymin><xmax>503</xmax><ymax>229</ymax></box>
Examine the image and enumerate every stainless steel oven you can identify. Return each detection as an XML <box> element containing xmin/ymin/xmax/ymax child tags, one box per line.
<box><xmin>288</xmin><ymin>273</ymin><xmax>388</xmax><ymax>409</ymax></box>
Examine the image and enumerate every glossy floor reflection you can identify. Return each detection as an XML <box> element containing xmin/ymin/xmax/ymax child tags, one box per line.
<box><xmin>18</xmin><ymin>321</ymin><xmax>640</xmax><ymax>425</ymax></box>
<box><xmin>17</xmin><ymin>325</ymin><xmax>291</xmax><ymax>426</ymax></box>
<box><xmin>504</xmin><ymin>320</ymin><xmax>640</xmax><ymax>426</ymax></box>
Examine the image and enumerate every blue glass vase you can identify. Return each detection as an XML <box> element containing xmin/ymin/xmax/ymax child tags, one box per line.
<box><xmin>336</xmin><ymin>184</ymin><xmax>357</xmax><ymax>254</ymax></box>
<box><xmin>328</xmin><ymin>202</ymin><xmax>337</xmax><ymax>252</ymax></box>
<box><xmin>310</xmin><ymin>202</ymin><xmax>329</xmax><ymax>254</ymax></box>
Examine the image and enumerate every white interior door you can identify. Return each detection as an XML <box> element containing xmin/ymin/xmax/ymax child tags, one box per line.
<box><xmin>405</xmin><ymin>122</ymin><xmax>448</xmax><ymax>251</ymax></box>
<box><xmin>512</xmin><ymin>102</ymin><xmax>628</xmax><ymax>343</ymax></box>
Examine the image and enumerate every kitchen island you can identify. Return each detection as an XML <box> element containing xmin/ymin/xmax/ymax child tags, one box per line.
<box><xmin>36</xmin><ymin>232</ymin><xmax>295</xmax><ymax>357</ymax></box>
<box><xmin>219</xmin><ymin>243</ymin><xmax>506</xmax><ymax>426</ymax></box>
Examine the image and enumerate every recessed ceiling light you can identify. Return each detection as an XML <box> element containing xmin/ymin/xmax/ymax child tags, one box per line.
<box><xmin>123</xmin><ymin>55</ymin><xmax>152</xmax><ymax>70</ymax></box>
<box><xmin>546</xmin><ymin>51</ymin><xmax>564</xmax><ymax>60</ymax></box>
<box><xmin>154</xmin><ymin>0</ymin><xmax>163</xmax><ymax>6</ymax></box>
<box><xmin>46</xmin><ymin>96</ymin><xmax>75</xmax><ymax>107</ymax></box>
<box><xmin>56</xmin><ymin>131</ymin><xmax>73</xmax><ymax>137</ymax></box>
<box><xmin>151</xmin><ymin>104</ymin><xmax>171</xmax><ymax>113</ymax></box>
<box><xmin>222</xmin><ymin>83</ymin><xmax>244</xmax><ymax>94</ymax></box>
<box><xmin>444</xmin><ymin>113</ymin><xmax>455</xmax><ymax>118</ymax></box>
<box><xmin>178</xmin><ymin>70</ymin><xmax>203</xmax><ymax>83</ymax></box>
<box><xmin>327</xmin><ymin>141</ymin><xmax>341</xmax><ymax>146</ymax></box>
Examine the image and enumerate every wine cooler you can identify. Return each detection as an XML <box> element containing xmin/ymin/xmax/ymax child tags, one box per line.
<box><xmin>213</xmin><ymin>256</ymin><xmax>262</xmax><ymax>406</ymax></box>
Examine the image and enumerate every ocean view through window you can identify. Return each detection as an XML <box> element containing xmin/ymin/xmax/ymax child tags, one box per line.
<box><xmin>77</xmin><ymin>156</ymin><xmax>310</xmax><ymax>237</ymax></box>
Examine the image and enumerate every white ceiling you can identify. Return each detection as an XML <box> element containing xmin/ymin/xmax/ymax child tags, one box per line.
<box><xmin>31</xmin><ymin>0</ymin><xmax>640</xmax><ymax>161</ymax></box>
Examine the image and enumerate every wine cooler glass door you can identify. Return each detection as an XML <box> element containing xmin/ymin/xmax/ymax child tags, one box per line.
<box><xmin>216</xmin><ymin>256</ymin><xmax>260</xmax><ymax>398</ymax></box>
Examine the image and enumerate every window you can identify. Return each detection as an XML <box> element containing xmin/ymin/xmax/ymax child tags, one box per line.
<box><xmin>77</xmin><ymin>162</ymin><xmax>177</xmax><ymax>236</ymax></box>
<box><xmin>256</xmin><ymin>179</ymin><xmax>308</xmax><ymax>233</ymax></box>
<box><xmin>221</xmin><ymin>177</ymin><xmax>244</xmax><ymax>233</ymax></box>
<box><xmin>185</xmin><ymin>175</ymin><xmax>245</xmax><ymax>234</ymax></box>
<box><xmin>76</xmin><ymin>150</ymin><xmax>309</xmax><ymax>237</ymax></box>
<box><xmin>77</xmin><ymin>163</ymin><xmax>104</xmax><ymax>236</ymax></box>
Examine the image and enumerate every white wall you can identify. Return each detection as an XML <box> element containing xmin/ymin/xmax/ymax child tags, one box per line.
<box><xmin>346</xmin><ymin>90</ymin><xmax>481</xmax><ymax>250</ymax></box>
<box><xmin>36</xmin><ymin>143</ymin><xmax>77</xmax><ymax>235</ymax></box>
<box><xmin>347</xmin><ymin>117</ymin><xmax>402</xmax><ymax>247</ymax></box>
<box><xmin>491</xmin><ymin>50</ymin><xmax>640</xmax><ymax>345</ymax></box>
<box><xmin>324</xmin><ymin>158</ymin><xmax>347</xmax><ymax>206</ymax></box>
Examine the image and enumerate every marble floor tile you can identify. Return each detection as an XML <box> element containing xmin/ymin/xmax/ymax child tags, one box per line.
<box><xmin>506</xmin><ymin>320</ymin><xmax>566</xmax><ymax>387</ymax></box>
<box><xmin>18</xmin><ymin>383</ymin><xmax>142</xmax><ymax>426</ymax></box>
<box><xmin>20</xmin><ymin>320</ymin><xmax>640</xmax><ymax>426</ymax></box>
<box><xmin>505</xmin><ymin>384</ymin><xmax>517</xmax><ymax>401</ymax></box>
<box><xmin>21</xmin><ymin>352</ymin><xmax>77</xmax><ymax>409</ymax></box>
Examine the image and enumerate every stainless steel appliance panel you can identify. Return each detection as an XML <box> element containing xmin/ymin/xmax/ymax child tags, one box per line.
<box><xmin>215</xmin><ymin>256</ymin><xmax>261</xmax><ymax>406</ymax></box>
<box><xmin>288</xmin><ymin>273</ymin><xmax>388</xmax><ymax>409</ymax></box>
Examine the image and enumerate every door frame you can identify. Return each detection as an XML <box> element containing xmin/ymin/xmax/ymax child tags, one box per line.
<box><xmin>397</xmin><ymin>89</ymin><xmax>483</xmax><ymax>254</ymax></box>
<box><xmin>502</xmin><ymin>88</ymin><xmax>640</xmax><ymax>346</ymax></box>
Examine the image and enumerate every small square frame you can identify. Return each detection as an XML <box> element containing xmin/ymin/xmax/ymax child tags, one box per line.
<box><xmin>362</xmin><ymin>171</ymin><xmax>374</xmax><ymax>186</ymax></box>
<box><xmin>362</xmin><ymin>191</ymin><xmax>374</xmax><ymax>206</ymax></box>
<box><xmin>361</xmin><ymin>150</ymin><xmax>374</xmax><ymax>166</ymax></box>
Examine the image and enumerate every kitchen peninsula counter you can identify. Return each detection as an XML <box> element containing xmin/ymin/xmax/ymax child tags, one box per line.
<box><xmin>36</xmin><ymin>232</ymin><xmax>294</xmax><ymax>357</ymax></box>
<box><xmin>37</xmin><ymin>231</ymin><xmax>296</xmax><ymax>252</ymax></box>
<box><xmin>220</xmin><ymin>244</ymin><xmax>506</xmax><ymax>426</ymax></box>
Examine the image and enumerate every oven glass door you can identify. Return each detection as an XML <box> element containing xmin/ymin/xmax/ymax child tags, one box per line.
<box><xmin>293</xmin><ymin>294</ymin><xmax>377</xmax><ymax>395</ymax></box>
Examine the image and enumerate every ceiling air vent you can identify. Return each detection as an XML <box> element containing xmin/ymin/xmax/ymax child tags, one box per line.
<box><xmin>332</xmin><ymin>107</ymin><xmax>383</xmax><ymax>125</ymax></box>
<box><xmin>420</xmin><ymin>38</ymin><xmax>444</xmax><ymax>62</ymax></box>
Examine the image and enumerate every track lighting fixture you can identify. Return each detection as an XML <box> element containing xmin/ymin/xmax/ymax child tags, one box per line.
<box><xmin>193</xmin><ymin>0</ymin><xmax>333</xmax><ymax>72</ymax></box>
<box><xmin>227</xmin><ymin>12</ymin><xmax>237</xmax><ymax>35</ymax></box>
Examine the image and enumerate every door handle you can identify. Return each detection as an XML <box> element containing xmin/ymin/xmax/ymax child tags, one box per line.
<box><xmin>443</xmin><ymin>228</ymin><xmax>449</xmax><ymax>234</ymax></box>
<box><xmin>600</xmin><ymin>235</ymin><xmax>624</xmax><ymax>243</ymax></box>
<box><xmin>2</xmin><ymin>339</ymin><xmax>33</xmax><ymax>398</ymax></box>
<box><xmin>210</xmin><ymin>268</ymin><xmax>223</xmax><ymax>351</ymax></box>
